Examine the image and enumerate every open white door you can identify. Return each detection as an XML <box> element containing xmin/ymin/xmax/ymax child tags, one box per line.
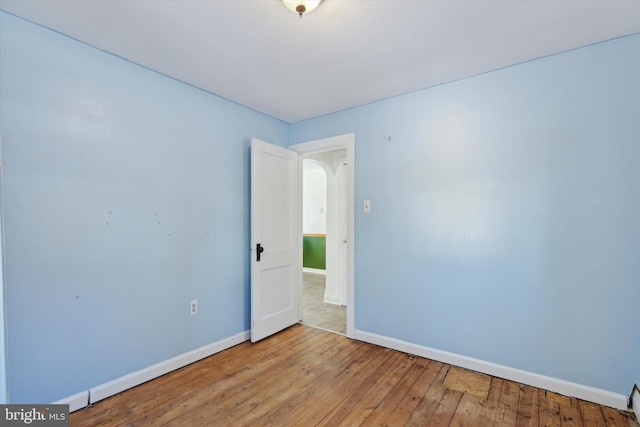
<box><xmin>251</xmin><ymin>138</ymin><xmax>300</xmax><ymax>342</ymax></box>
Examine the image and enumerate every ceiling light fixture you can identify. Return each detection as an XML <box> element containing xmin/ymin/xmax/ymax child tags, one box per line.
<box><xmin>282</xmin><ymin>0</ymin><xmax>321</xmax><ymax>18</ymax></box>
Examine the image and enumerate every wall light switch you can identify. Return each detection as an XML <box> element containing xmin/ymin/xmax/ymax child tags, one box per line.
<box><xmin>363</xmin><ymin>200</ymin><xmax>371</xmax><ymax>213</ymax></box>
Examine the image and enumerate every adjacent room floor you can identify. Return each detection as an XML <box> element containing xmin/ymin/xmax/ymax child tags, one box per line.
<box><xmin>301</xmin><ymin>271</ymin><xmax>346</xmax><ymax>334</ymax></box>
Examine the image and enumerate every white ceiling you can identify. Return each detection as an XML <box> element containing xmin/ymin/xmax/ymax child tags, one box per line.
<box><xmin>1</xmin><ymin>0</ymin><xmax>639</xmax><ymax>123</ymax></box>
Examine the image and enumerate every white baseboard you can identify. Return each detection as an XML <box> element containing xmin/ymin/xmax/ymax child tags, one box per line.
<box><xmin>631</xmin><ymin>385</ymin><xmax>640</xmax><ymax>422</ymax></box>
<box><xmin>90</xmin><ymin>330</ymin><xmax>250</xmax><ymax>404</ymax></box>
<box><xmin>52</xmin><ymin>390</ymin><xmax>89</xmax><ymax>413</ymax></box>
<box><xmin>303</xmin><ymin>267</ymin><xmax>326</xmax><ymax>275</ymax></box>
<box><xmin>354</xmin><ymin>329</ymin><xmax>628</xmax><ymax>410</ymax></box>
<box><xmin>55</xmin><ymin>330</ymin><xmax>250</xmax><ymax>412</ymax></box>
<box><xmin>323</xmin><ymin>296</ymin><xmax>339</xmax><ymax>305</ymax></box>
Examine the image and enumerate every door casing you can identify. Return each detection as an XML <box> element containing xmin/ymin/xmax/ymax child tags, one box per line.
<box><xmin>290</xmin><ymin>133</ymin><xmax>355</xmax><ymax>338</ymax></box>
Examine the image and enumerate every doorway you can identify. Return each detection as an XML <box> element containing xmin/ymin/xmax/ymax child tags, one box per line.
<box><xmin>289</xmin><ymin>133</ymin><xmax>354</xmax><ymax>338</ymax></box>
<box><xmin>301</xmin><ymin>156</ymin><xmax>347</xmax><ymax>334</ymax></box>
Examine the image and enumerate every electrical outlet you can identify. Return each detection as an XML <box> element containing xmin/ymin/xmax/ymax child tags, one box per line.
<box><xmin>190</xmin><ymin>299</ymin><xmax>198</xmax><ymax>316</ymax></box>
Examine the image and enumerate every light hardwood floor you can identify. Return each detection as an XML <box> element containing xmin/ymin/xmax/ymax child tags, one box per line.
<box><xmin>70</xmin><ymin>325</ymin><xmax>638</xmax><ymax>426</ymax></box>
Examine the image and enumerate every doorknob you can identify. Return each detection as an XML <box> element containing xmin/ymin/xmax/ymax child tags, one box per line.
<box><xmin>256</xmin><ymin>243</ymin><xmax>264</xmax><ymax>262</ymax></box>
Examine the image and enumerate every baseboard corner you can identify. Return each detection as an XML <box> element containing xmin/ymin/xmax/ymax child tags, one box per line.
<box><xmin>631</xmin><ymin>384</ymin><xmax>640</xmax><ymax>421</ymax></box>
<box><xmin>52</xmin><ymin>390</ymin><xmax>89</xmax><ymax>413</ymax></box>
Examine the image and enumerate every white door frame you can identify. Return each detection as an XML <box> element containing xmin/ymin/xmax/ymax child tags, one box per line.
<box><xmin>289</xmin><ymin>133</ymin><xmax>355</xmax><ymax>338</ymax></box>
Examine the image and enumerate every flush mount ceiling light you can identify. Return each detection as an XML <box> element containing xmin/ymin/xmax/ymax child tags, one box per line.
<box><xmin>282</xmin><ymin>0</ymin><xmax>321</xmax><ymax>17</ymax></box>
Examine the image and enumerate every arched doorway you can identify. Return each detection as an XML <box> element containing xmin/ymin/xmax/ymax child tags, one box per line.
<box><xmin>301</xmin><ymin>152</ymin><xmax>348</xmax><ymax>334</ymax></box>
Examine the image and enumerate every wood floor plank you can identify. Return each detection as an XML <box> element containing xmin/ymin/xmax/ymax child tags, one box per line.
<box><xmin>578</xmin><ymin>400</ymin><xmax>606</xmax><ymax>427</ymax></box>
<box><xmin>337</xmin><ymin>352</ymin><xmax>418</xmax><ymax>426</ymax></box>
<box><xmin>424</xmin><ymin>386</ymin><xmax>464</xmax><ymax>426</ymax></box>
<box><xmin>539</xmin><ymin>390</ymin><xmax>562</xmax><ymax>427</ymax></box>
<box><xmin>358</xmin><ymin>355</ymin><xmax>427</xmax><ymax>426</ymax></box>
<box><xmin>219</xmin><ymin>337</ymin><xmax>365</xmax><ymax>426</ymax></box>
<box><xmin>448</xmin><ymin>390</ymin><xmax>482</xmax><ymax>427</ymax></box>
<box><xmin>259</xmin><ymin>342</ymin><xmax>375</xmax><ymax>426</ymax></box>
<box><xmin>601</xmin><ymin>406</ymin><xmax>638</xmax><ymax>427</ymax></box>
<box><xmin>404</xmin><ymin>363</ymin><xmax>451</xmax><ymax>427</ymax></box>
<box><xmin>68</xmin><ymin>325</ymin><xmax>640</xmax><ymax>427</ymax></box>
<box><xmin>494</xmin><ymin>379</ymin><xmax>520</xmax><ymax>426</ymax></box>
<box><xmin>379</xmin><ymin>360</ymin><xmax>445</xmax><ymax>427</ymax></box>
<box><xmin>560</xmin><ymin>397</ymin><xmax>584</xmax><ymax>427</ymax></box>
<box><xmin>163</xmin><ymin>332</ymin><xmax>343</xmax><ymax>426</ymax></box>
<box><xmin>294</xmin><ymin>346</ymin><xmax>395</xmax><ymax>425</ymax></box>
<box><xmin>474</xmin><ymin>377</ymin><xmax>504</xmax><ymax>426</ymax></box>
<box><xmin>315</xmin><ymin>350</ymin><xmax>412</xmax><ymax>426</ymax></box>
<box><xmin>516</xmin><ymin>384</ymin><xmax>539</xmax><ymax>427</ymax></box>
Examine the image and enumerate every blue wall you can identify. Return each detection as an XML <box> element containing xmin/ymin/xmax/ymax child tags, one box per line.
<box><xmin>0</xmin><ymin>13</ymin><xmax>288</xmax><ymax>403</ymax></box>
<box><xmin>291</xmin><ymin>35</ymin><xmax>640</xmax><ymax>395</ymax></box>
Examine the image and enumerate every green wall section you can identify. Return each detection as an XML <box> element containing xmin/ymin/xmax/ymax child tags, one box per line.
<box><xmin>303</xmin><ymin>235</ymin><xmax>326</xmax><ymax>270</ymax></box>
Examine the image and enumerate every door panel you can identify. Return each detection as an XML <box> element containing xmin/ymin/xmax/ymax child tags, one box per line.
<box><xmin>251</xmin><ymin>138</ymin><xmax>300</xmax><ymax>342</ymax></box>
<box><xmin>261</xmin><ymin>153</ymin><xmax>294</xmax><ymax>250</ymax></box>
<box><xmin>261</xmin><ymin>266</ymin><xmax>293</xmax><ymax>316</ymax></box>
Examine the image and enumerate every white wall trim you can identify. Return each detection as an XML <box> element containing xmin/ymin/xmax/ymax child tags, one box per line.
<box><xmin>322</xmin><ymin>296</ymin><xmax>340</xmax><ymax>305</ymax></box>
<box><xmin>54</xmin><ymin>330</ymin><xmax>250</xmax><ymax>412</ymax></box>
<box><xmin>52</xmin><ymin>390</ymin><xmax>89</xmax><ymax>413</ymax></box>
<box><xmin>303</xmin><ymin>267</ymin><xmax>326</xmax><ymax>275</ymax></box>
<box><xmin>90</xmin><ymin>330</ymin><xmax>249</xmax><ymax>404</ymax></box>
<box><xmin>631</xmin><ymin>385</ymin><xmax>640</xmax><ymax>422</ymax></box>
<box><xmin>354</xmin><ymin>329</ymin><xmax>628</xmax><ymax>410</ymax></box>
